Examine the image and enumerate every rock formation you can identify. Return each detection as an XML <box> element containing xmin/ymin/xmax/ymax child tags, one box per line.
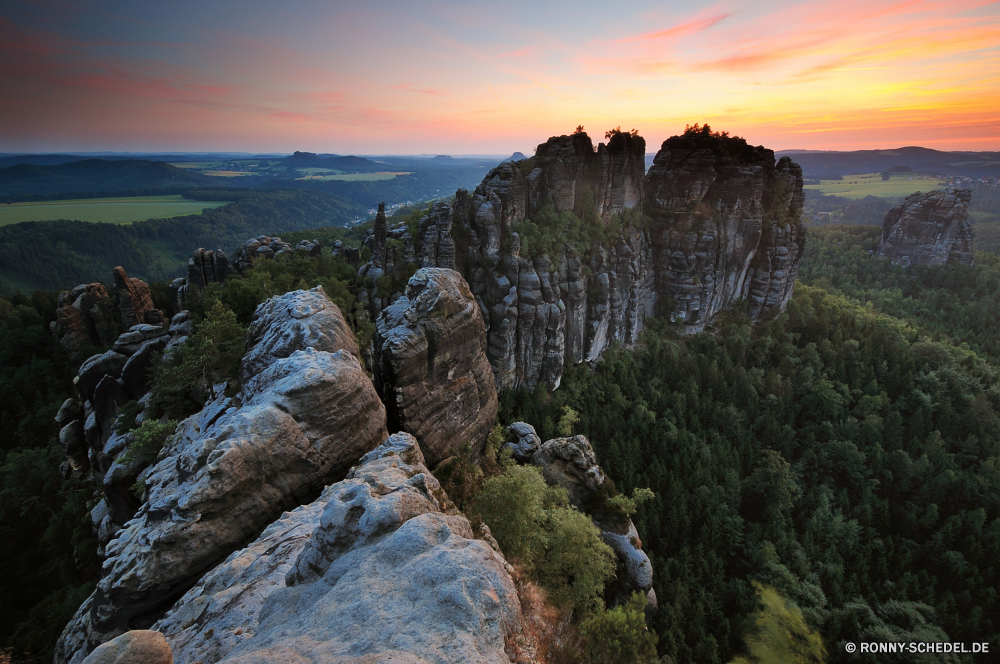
<box><xmin>645</xmin><ymin>133</ymin><xmax>805</xmax><ymax>328</ymax></box>
<box><xmin>168</xmin><ymin>248</ymin><xmax>230</xmax><ymax>310</ymax></box>
<box><xmin>55</xmin><ymin>289</ymin><xmax>388</xmax><ymax>664</ymax></box>
<box><xmin>113</xmin><ymin>267</ymin><xmax>158</xmax><ymax>330</ymax></box>
<box><xmin>373</xmin><ymin>268</ymin><xmax>498</xmax><ymax>466</ymax></box>
<box><xmin>409</xmin><ymin>128</ymin><xmax>804</xmax><ymax>390</ymax></box>
<box><xmin>80</xmin><ymin>630</ymin><xmax>173</xmax><ymax>664</ymax></box>
<box><xmin>876</xmin><ymin>189</ymin><xmax>974</xmax><ymax>266</ymax></box>
<box><xmin>55</xmin><ymin>284</ymin><xmax>118</xmax><ymax>355</ymax></box>
<box><xmin>531</xmin><ymin>435</ymin><xmax>656</xmax><ymax>610</ymax></box>
<box><xmin>154</xmin><ymin>433</ymin><xmax>521</xmax><ymax>664</ymax></box>
<box><xmin>357</xmin><ymin>203</ymin><xmax>418</xmax><ymax>318</ymax></box>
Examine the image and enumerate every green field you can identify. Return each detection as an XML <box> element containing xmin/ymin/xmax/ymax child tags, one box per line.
<box><xmin>804</xmin><ymin>172</ymin><xmax>947</xmax><ymax>199</ymax></box>
<box><xmin>0</xmin><ymin>195</ymin><xmax>228</xmax><ymax>226</ymax></box>
<box><xmin>296</xmin><ymin>172</ymin><xmax>411</xmax><ymax>182</ymax></box>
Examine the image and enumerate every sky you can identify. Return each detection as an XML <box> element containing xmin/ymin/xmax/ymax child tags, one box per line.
<box><xmin>1</xmin><ymin>0</ymin><xmax>998</xmax><ymax>154</ymax></box>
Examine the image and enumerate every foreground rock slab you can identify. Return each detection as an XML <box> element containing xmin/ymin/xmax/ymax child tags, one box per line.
<box><xmin>374</xmin><ymin>268</ymin><xmax>498</xmax><ymax>466</ymax></box>
<box><xmin>80</xmin><ymin>630</ymin><xmax>172</xmax><ymax>664</ymax></box>
<box><xmin>156</xmin><ymin>433</ymin><xmax>521</xmax><ymax>664</ymax></box>
<box><xmin>56</xmin><ymin>289</ymin><xmax>387</xmax><ymax>664</ymax></box>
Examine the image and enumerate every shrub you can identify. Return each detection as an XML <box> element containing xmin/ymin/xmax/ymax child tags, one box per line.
<box><xmin>580</xmin><ymin>591</ymin><xmax>659</xmax><ymax>664</ymax></box>
<box><xmin>118</xmin><ymin>418</ymin><xmax>178</xmax><ymax>468</ymax></box>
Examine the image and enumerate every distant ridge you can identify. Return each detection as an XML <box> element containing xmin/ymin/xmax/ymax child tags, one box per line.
<box><xmin>776</xmin><ymin>146</ymin><xmax>1000</xmax><ymax>177</ymax></box>
<box><xmin>0</xmin><ymin>159</ymin><xmax>222</xmax><ymax>196</ymax></box>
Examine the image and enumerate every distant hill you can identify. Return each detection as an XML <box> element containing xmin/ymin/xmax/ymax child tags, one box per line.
<box><xmin>510</xmin><ymin>152</ymin><xmax>527</xmax><ymax>161</ymax></box>
<box><xmin>0</xmin><ymin>159</ymin><xmax>221</xmax><ymax>195</ymax></box>
<box><xmin>280</xmin><ymin>152</ymin><xmax>384</xmax><ymax>172</ymax></box>
<box><xmin>0</xmin><ymin>155</ymin><xmax>92</xmax><ymax>168</ymax></box>
<box><xmin>776</xmin><ymin>146</ymin><xmax>1000</xmax><ymax>177</ymax></box>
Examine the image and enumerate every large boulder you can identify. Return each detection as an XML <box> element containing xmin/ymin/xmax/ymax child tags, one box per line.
<box><xmin>156</xmin><ymin>432</ymin><xmax>521</xmax><ymax>664</ymax></box>
<box><xmin>55</xmin><ymin>289</ymin><xmax>388</xmax><ymax>664</ymax></box>
<box><xmin>876</xmin><ymin>189</ymin><xmax>974</xmax><ymax>266</ymax></box>
<box><xmin>373</xmin><ymin>268</ymin><xmax>498</xmax><ymax>466</ymax></box>
<box><xmin>531</xmin><ymin>435</ymin><xmax>656</xmax><ymax>610</ymax></box>
<box><xmin>80</xmin><ymin>630</ymin><xmax>172</xmax><ymax>664</ymax></box>
<box><xmin>241</xmin><ymin>285</ymin><xmax>360</xmax><ymax>390</ymax></box>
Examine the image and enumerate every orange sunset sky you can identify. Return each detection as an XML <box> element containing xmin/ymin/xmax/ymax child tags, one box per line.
<box><xmin>1</xmin><ymin>0</ymin><xmax>998</xmax><ymax>154</ymax></box>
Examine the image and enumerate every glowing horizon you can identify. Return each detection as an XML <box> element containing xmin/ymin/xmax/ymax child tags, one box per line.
<box><xmin>2</xmin><ymin>0</ymin><xmax>998</xmax><ymax>155</ymax></box>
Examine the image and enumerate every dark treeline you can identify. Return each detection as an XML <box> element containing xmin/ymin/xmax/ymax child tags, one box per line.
<box><xmin>501</xmin><ymin>285</ymin><xmax>1000</xmax><ymax>663</ymax></box>
<box><xmin>804</xmin><ymin>192</ymin><xmax>897</xmax><ymax>227</ymax></box>
<box><xmin>0</xmin><ymin>190</ymin><xmax>365</xmax><ymax>293</ymax></box>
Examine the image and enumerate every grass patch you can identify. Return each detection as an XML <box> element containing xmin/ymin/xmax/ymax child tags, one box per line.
<box><xmin>804</xmin><ymin>172</ymin><xmax>947</xmax><ymax>199</ymax></box>
<box><xmin>0</xmin><ymin>195</ymin><xmax>228</xmax><ymax>226</ymax></box>
<box><xmin>295</xmin><ymin>172</ymin><xmax>411</xmax><ymax>182</ymax></box>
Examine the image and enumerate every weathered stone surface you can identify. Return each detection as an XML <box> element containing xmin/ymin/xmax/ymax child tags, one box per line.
<box><xmin>645</xmin><ymin>133</ymin><xmax>805</xmax><ymax>331</ymax></box>
<box><xmin>80</xmin><ymin>630</ymin><xmax>172</xmax><ymax>664</ymax></box>
<box><xmin>242</xmin><ymin>286</ymin><xmax>360</xmax><ymax>392</ymax></box>
<box><xmin>56</xmin><ymin>292</ymin><xmax>387</xmax><ymax>664</ymax></box>
<box><xmin>78</xmin><ymin>351</ymin><xmax>128</xmax><ymax>403</ymax></box>
<box><xmin>373</xmin><ymin>269</ymin><xmax>498</xmax><ymax>466</ymax></box>
<box><xmin>155</xmin><ymin>432</ymin><xmax>520</xmax><ymax>664</ymax></box>
<box><xmin>170</xmin><ymin>248</ymin><xmax>231</xmax><ymax>310</ymax></box>
<box><xmin>531</xmin><ymin>435</ymin><xmax>655</xmax><ymax>609</ymax></box>
<box><xmin>57</xmin><ymin>284</ymin><xmax>117</xmax><ymax>355</ymax></box>
<box><xmin>232</xmin><ymin>236</ymin><xmax>292</xmax><ymax>274</ymax></box>
<box><xmin>505</xmin><ymin>422</ymin><xmax>540</xmax><ymax>462</ymax></box>
<box><xmin>877</xmin><ymin>189</ymin><xmax>974</xmax><ymax>266</ymax></box>
<box><xmin>113</xmin><ymin>267</ymin><xmax>155</xmax><ymax>331</ymax></box>
<box><xmin>411</xmin><ymin>130</ymin><xmax>803</xmax><ymax>389</ymax></box>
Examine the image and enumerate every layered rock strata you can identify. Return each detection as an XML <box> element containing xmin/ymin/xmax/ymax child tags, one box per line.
<box><xmin>876</xmin><ymin>189</ymin><xmax>974</xmax><ymax>266</ymax></box>
<box><xmin>531</xmin><ymin>435</ymin><xmax>656</xmax><ymax>610</ymax></box>
<box><xmin>168</xmin><ymin>247</ymin><xmax>229</xmax><ymax>310</ymax></box>
<box><xmin>410</xmin><ymin>129</ymin><xmax>804</xmax><ymax>390</ymax></box>
<box><xmin>55</xmin><ymin>289</ymin><xmax>388</xmax><ymax>664</ymax></box>
<box><xmin>645</xmin><ymin>134</ymin><xmax>805</xmax><ymax>328</ymax></box>
<box><xmin>154</xmin><ymin>433</ymin><xmax>521</xmax><ymax>664</ymax></box>
<box><xmin>373</xmin><ymin>268</ymin><xmax>498</xmax><ymax>466</ymax></box>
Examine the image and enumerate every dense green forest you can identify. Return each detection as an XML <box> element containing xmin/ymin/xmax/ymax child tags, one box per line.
<box><xmin>502</xmin><ymin>283</ymin><xmax>1000</xmax><ymax>662</ymax></box>
<box><xmin>0</xmin><ymin>190</ymin><xmax>365</xmax><ymax>293</ymax></box>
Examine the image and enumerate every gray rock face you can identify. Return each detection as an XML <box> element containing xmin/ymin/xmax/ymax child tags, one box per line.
<box><xmin>410</xmin><ymin>129</ymin><xmax>802</xmax><ymax>389</ymax></box>
<box><xmin>242</xmin><ymin>286</ymin><xmax>360</xmax><ymax>392</ymax></box>
<box><xmin>55</xmin><ymin>290</ymin><xmax>388</xmax><ymax>664</ymax></box>
<box><xmin>877</xmin><ymin>189</ymin><xmax>974</xmax><ymax>266</ymax></box>
<box><xmin>232</xmin><ymin>236</ymin><xmax>293</xmax><ymax>274</ymax></box>
<box><xmin>113</xmin><ymin>267</ymin><xmax>158</xmax><ymax>331</ymax></box>
<box><xmin>645</xmin><ymin>134</ymin><xmax>805</xmax><ymax>331</ymax></box>
<box><xmin>373</xmin><ymin>269</ymin><xmax>498</xmax><ymax>467</ymax></box>
<box><xmin>531</xmin><ymin>435</ymin><xmax>655</xmax><ymax>610</ymax></box>
<box><xmin>505</xmin><ymin>422</ymin><xmax>541</xmax><ymax>462</ymax></box>
<box><xmin>154</xmin><ymin>432</ymin><xmax>520</xmax><ymax>664</ymax></box>
<box><xmin>168</xmin><ymin>248</ymin><xmax>230</xmax><ymax>310</ymax></box>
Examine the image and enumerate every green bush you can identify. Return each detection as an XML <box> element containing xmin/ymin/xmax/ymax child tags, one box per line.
<box><xmin>149</xmin><ymin>301</ymin><xmax>246</xmax><ymax>418</ymax></box>
<box><xmin>118</xmin><ymin>418</ymin><xmax>178</xmax><ymax>469</ymax></box>
<box><xmin>471</xmin><ymin>464</ymin><xmax>616</xmax><ymax>618</ymax></box>
<box><xmin>581</xmin><ymin>591</ymin><xmax>659</xmax><ymax>664</ymax></box>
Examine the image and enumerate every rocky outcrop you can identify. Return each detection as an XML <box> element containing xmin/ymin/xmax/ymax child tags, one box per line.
<box><xmin>55</xmin><ymin>284</ymin><xmax>118</xmax><ymax>355</ymax></box>
<box><xmin>55</xmin><ymin>289</ymin><xmax>388</xmax><ymax>664</ymax></box>
<box><xmin>373</xmin><ymin>268</ymin><xmax>498</xmax><ymax>466</ymax></box>
<box><xmin>505</xmin><ymin>421</ymin><xmax>541</xmax><ymax>462</ymax></box>
<box><xmin>644</xmin><ymin>133</ymin><xmax>805</xmax><ymax>330</ymax></box>
<box><xmin>531</xmin><ymin>435</ymin><xmax>656</xmax><ymax>610</ymax></box>
<box><xmin>168</xmin><ymin>248</ymin><xmax>229</xmax><ymax>310</ymax></box>
<box><xmin>877</xmin><ymin>189</ymin><xmax>974</xmax><ymax>266</ymax></box>
<box><xmin>80</xmin><ymin>631</ymin><xmax>172</xmax><ymax>664</ymax></box>
<box><xmin>153</xmin><ymin>432</ymin><xmax>520</xmax><ymax>664</ymax></box>
<box><xmin>113</xmin><ymin>267</ymin><xmax>158</xmax><ymax>331</ymax></box>
<box><xmin>409</xmin><ymin>129</ymin><xmax>803</xmax><ymax>390</ymax></box>
<box><xmin>357</xmin><ymin>203</ymin><xmax>417</xmax><ymax>318</ymax></box>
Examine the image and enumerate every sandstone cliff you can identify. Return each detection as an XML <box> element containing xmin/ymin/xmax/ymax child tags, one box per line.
<box><xmin>411</xmin><ymin>129</ymin><xmax>804</xmax><ymax>390</ymax></box>
<box><xmin>876</xmin><ymin>189</ymin><xmax>974</xmax><ymax>266</ymax></box>
<box><xmin>56</xmin><ymin>288</ymin><xmax>388</xmax><ymax>664</ymax></box>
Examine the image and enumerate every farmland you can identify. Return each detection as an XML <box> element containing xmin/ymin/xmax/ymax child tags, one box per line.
<box><xmin>0</xmin><ymin>195</ymin><xmax>228</xmax><ymax>226</ymax></box>
<box><xmin>803</xmin><ymin>172</ymin><xmax>947</xmax><ymax>199</ymax></box>
<box><xmin>296</xmin><ymin>172</ymin><xmax>412</xmax><ymax>181</ymax></box>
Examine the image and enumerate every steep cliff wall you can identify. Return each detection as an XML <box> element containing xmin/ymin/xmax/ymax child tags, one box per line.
<box><xmin>414</xmin><ymin>129</ymin><xmax>804</xmax><ymax>390</ymax></box>
<box><xmin>876</xmin><ymin>189</ymin><xmax>974</xmax><ymax>266</ymax></box>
